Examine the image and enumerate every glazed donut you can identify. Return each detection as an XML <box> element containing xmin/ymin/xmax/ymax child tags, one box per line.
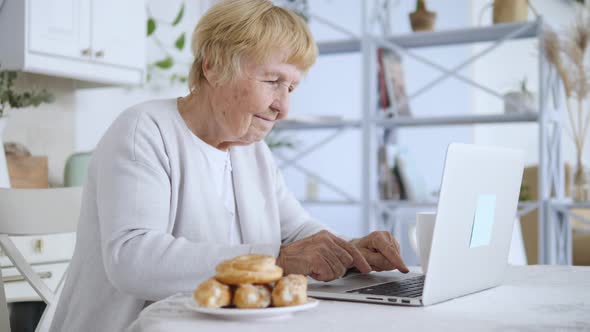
<box><xmin>271</xmin><ymin>274</ymin><xmax>308</xmax><ymax>307</ymax></box>
<box><xmin>233</xmin><ymin>284</ymin><xmax>272</xmax><ymax>309</ymax></box>
<box><xmin>193</xmin><ymin>278</ymin><xmax>232</xmax><ymax>308</ymax></box>
<box><xmin>215</xmin><ymin>254</ymin><xmax>283</xmax><ymax>285</ymax></box>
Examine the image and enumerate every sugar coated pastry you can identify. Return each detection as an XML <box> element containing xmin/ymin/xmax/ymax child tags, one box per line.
<box><xmin>233</xmin><ymin>284</ymin><xmax>272</xmax><ymax>309</ymax></box>
<box><xmin>271</xmin><ymin>274</ymin><xmax>308</xmax><ymax>307</ymax></box>
<box><xmin>193</xmin><ymin>278</ymin><xmax>232</xmax><ymax>308</ymax></box>
<box><xmin>215</xmin><ymin>254</ymin><xmax>283</xmax><ymax>285</ymax></box>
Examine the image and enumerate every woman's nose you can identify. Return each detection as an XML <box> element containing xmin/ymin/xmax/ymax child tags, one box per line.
<box><xmin>273</xmin><ymin>89</ymin><xmax>290</xmax><ymax>119</ymax></box>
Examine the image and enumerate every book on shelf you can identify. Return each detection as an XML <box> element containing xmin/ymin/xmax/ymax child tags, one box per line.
<box><xmin>379</xmin><ymin>145</ymin><xmax>430</xmax><ymax>202</ymax></box>
<box><xmin>392</xmin><ymin>163</ymin><xmax>406</xmax><ymax>200</ymax></box>
<box><xmin>378</xmin><ymin>144</ymin><xmax>407</xmax><ymax>200</ymax></box>
<box><xmin>378</xmin><ymin>145</ymin><xmax>400</xmax><ymax>200</ymax></box>
<box><xmin>377</xmin><ymin>48</ymin><xmax>390</xmax><ymax>111</ymax></box>
<box><xmin>378</xmin><ymin>48</ymin><xmax>411</xmax><ymax>117</ymax></box>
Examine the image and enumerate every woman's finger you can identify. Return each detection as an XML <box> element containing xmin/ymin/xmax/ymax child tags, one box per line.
<box><xmin>311</xmin><ymin>253</ymin><xmax>339</xmax><ymax>281</ymax></box>
<box><xmin>361</xmin><ymin>249</ymin><xmax>396</xmax><ymax>271</ymax></box>
<box><xmin>328</xmin><ymin>240</ymin><xmax>354</xmax><ymax>268</ymax></box>
<box><xmin>320</xmin><ymin>245</ymin><xmax>347</xmax><ymax>278</ymax></box>
<box><xmin>371</xmin><ymin>235</ymin><xmax>409</xmax><ymax>273</ymax></box>
<box><xmin>332</xmin><ymin>235</ymin><xmax>372</xmax><ymax>273</ymax></box>
<box><xmin>384</xmin><ymin>232</ymin><xmax>400</xmax><ymax>252</ymax></box>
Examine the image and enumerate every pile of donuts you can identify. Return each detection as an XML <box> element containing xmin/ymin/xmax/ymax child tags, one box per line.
<box><xmin>193</xmin><ymin>254</ymin><xmax>308</xmax><ymax>309</ymax></box>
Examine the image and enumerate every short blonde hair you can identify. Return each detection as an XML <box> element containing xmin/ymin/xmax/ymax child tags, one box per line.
<box><xmin>189</xmin><ymin>0</ymin><xmax>317</xmax><ymax>91</ymax></box>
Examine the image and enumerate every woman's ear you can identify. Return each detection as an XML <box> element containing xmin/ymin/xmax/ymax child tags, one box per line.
<box><xmin>202</xmin><ymin>58</ymin><xmax>219</xmax><ymax>86</ymax></box>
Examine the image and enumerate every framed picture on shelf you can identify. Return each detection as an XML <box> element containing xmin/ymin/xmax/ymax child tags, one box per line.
<box><xmin>379</xmin><ymin>48</ymin><xmax>411</xmax><ymax>117</ymax></box>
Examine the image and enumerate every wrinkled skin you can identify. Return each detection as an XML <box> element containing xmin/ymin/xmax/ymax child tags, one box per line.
<box><xmin>277</xmin><ymin>230</ymin><xmax>408</xmax><ymax>282</ymax></box>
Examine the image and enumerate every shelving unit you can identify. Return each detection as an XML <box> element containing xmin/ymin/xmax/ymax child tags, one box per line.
<box><xmin>274</xmin><ymin>1</ymin><xmax>567</xmax><ymax>264</ymax></box>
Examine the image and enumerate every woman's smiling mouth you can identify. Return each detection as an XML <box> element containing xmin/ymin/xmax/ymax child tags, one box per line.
<box><xmin>254</xmin><ymin>114</ymin><xmax>276</xmax><ymax>122</ymax></box>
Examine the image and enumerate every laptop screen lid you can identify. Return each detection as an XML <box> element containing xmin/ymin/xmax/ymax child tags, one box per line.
<box><xmin>422</xmin><ymin>143</ymin><xmax>524</xmax><ymax>305</ymax></box>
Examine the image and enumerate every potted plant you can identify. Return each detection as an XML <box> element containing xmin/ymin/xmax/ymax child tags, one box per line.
<box><xmin>409</xmin><ymin>0</ymin><xmax>436</xmax><ymax>32</ymax></box>
<box><xmin>0</xmin><ymin>68</ymin><xmax>53</xmax><ymax>187</ymax></box>
<box><xmin>504</xmin><ymin>78</ymin><xmax>535</xmax><ymax>114</ymax></box>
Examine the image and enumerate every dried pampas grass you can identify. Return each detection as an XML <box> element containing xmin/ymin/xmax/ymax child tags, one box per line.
<box><xmin>544</xmin><ymin>11</ymin><xmax>590</xmax><ymax>161</ymax></box>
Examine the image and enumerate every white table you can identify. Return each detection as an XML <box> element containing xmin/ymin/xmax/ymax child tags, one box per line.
<box><xmin>127</xmin><ymin>266</ymin><xmax>590</xmax><ymax>332</ymax></box>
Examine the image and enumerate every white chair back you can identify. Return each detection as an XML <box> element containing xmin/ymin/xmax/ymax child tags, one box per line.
<box><xmin>0</xmin><ymin>187</ymin><xmax>83</xmax><ymax>332</ymax></box>
<box><xmin>0</xmin><ymin>187</ymin><xmax>82</xmax><ymax>235</ymax></box>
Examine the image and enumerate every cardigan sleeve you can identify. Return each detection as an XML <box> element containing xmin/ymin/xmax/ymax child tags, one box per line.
<box><xmin>96</xmin><ymin>111</ymin><xmax>279</xmax><ymax>302</ymax></box>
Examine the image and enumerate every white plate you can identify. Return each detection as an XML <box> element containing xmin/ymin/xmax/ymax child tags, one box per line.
<box><xmin>186</xmin><ymin>297</ymin><xmax>319</xmax><ymax>320</ymax></box>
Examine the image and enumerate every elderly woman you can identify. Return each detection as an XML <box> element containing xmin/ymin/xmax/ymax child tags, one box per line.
<box><xmin>51</xmin><ymin>0</ymin><xmax>407</xmax><ymax>330</ymax></box>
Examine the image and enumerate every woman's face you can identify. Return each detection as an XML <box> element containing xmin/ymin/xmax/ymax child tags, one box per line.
<box><xmin>209</xmin><ymin>51</ymin><xmax>302</xmax><ymax>146</ymax></box>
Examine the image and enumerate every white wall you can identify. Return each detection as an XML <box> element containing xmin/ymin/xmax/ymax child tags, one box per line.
<box><xmin>5</xmin><ymin>74</ymin><xmax>77</xmax><ymax>186</ymax></box>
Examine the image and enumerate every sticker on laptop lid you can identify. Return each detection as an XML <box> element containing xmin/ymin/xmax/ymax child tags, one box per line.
<box><xmin>469</xmin><ymin>194</ymin><xmax>496</xmax><ymax>248</ymax></box>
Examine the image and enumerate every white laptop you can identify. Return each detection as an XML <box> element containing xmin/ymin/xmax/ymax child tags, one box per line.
<box><xmin>307</xmin><ymin>143</ymin><xmax>525</xmax><ymax>306</ymax></box>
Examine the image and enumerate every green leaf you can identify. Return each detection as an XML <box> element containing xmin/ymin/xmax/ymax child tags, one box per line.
<box><xmin>154</xmin><ymin>57</ymin><xmax>174</xmax><ymax>69</ymax></box>
<box><xmin>147</xmin><ymin>18</ymin><xmax>156</xmax><ymax>36</ymax></box>
<box><xmin>174</xmin><ymin>33</ymin><xmax>185</xmax><ymax>51</ymax></box>
<box><xmin>172</xmin><ymin>3</ymin><xmax>185</xmax><ymax>26</ymax></box>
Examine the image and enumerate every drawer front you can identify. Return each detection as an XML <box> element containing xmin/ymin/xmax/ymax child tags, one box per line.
<box><xmin>2</xmin><ymin>262</ymin><xmax>69</xmax><ymax>302</ymax></box>
<box><xmin>0</xmin><ymin>233</ymin><xmax>76</xmax><ymax>267</ymax></box>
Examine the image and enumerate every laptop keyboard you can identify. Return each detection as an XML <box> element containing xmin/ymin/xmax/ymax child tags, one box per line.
<box><xmin>346</xmin><ymin>275</ymin><xmax>425</xmax><ymax>298</ymax></box>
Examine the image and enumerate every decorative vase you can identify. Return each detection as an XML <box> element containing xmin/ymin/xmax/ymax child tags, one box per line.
<box><xmin>0</xmin><ymin>117</ymin><xmax>10</xmax><ymax>188</ymax></box>
<box><xmin>573</xmin><ymin>161</ymin><xmax>589</xmax><ymax>202</ymax></box>
<box><xmin>492</xmin><ymin>0</ymin><xmax>528</xmax><ymax>24</ymax></box>
<box><xmin>409</xmin><ymin>0</ymin><xmax>436</xmax><ymax>32</ymax></box>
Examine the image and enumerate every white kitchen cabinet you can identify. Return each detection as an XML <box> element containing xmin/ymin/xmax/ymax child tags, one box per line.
<box><xmin>1</xmin><ymin>233</ymin><xmax>76</xmax><ymax>302</ymax></box>
<box><xmin>91</xmin><ymin>0</ymin><xmax>145</xmax><ymax>69</ymax></box>
<box><xmin>28</xmin><ymin>0</ymin><xmax>91</xmax><ymax>60</ymax></box>
<box><xmin>0</xmin><ymin>0</ymin><xmax>145</xmax><ymax>85</ymax></box>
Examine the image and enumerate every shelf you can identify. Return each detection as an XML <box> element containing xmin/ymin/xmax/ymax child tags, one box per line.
<box><xmin>550</xmin><ymin>200</ymin><xmax>590</xmax><ymax>209</ymax></box>
<box><xmin>274</xmin><ymin>119</ymin><xmax>361</xmax><ymax>130</ymax></box>
<box><xmin>379</xmin><ymin>200</ymin><xmax>539</xmax><ymax>212</ymax></box>
<box><xmin>318</xmin><ymin>20</ymin><xmax>539</xmax><ymax>55</ymax></box>
<box><xmin>300</xmin><ymin>199</ymin><xmax>360</xmax><ymax>205</ymax></box>
<box><xmin>379</xmin><ymin>201</ymin><xmax>437</xmax><ymax>209</ymax></box>
<box><xmin>376</xmin><ymin>112</ymin><xmax>538</xmax><ymax>128</ymax></box>
<box><xmin>275</xmin><ymin>113</ymin><xmax>538</xmax><ymax>130</ymax></box>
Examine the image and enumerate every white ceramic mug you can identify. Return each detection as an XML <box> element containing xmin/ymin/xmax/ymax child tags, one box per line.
<box><xmin>416</xmin><ymin>212</ymin><xmax>436</xmax><ymax>274</ymax></box>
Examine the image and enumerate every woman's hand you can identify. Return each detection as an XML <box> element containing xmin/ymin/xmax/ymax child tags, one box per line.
<box><xmin>276</xmin><ymin>230</ymin><xmax>372</xmax><ymax>282</ymax></box>
<box><xmin>351</xmin><ymin>231</ymin><xmax>409</xmax><ymax>273</ymax></box>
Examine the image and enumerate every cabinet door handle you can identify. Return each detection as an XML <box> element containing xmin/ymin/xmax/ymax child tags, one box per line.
<box><xmin>2</xmin><ymin>271</ymin><xmax>52</xmax><ymax>283</ymax></box>
<box><xmin>95</xmin><ymin>50</ymin><xmax>105</xmax><ymax>58</ymax></box>
<box><xmin>81</xmin><ymin>48</ymin><xmax>92</xmax><ymax>56</ymax></box>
